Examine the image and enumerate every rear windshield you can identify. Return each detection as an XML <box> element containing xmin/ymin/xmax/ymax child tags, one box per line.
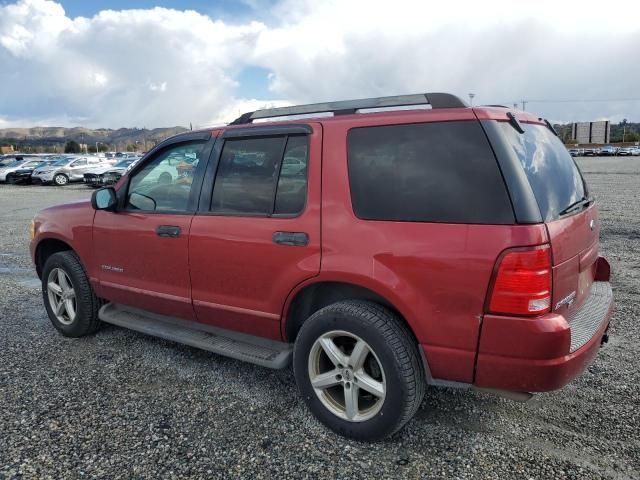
<box><xmin>347</xmin><ymin>121</ymin><xmax>514</xmax><ymax>224</ymax></box>
<box><xmin>499</xmin><ymin>122</ymin><xmax>587</xmax><ymax>221</ymax></box>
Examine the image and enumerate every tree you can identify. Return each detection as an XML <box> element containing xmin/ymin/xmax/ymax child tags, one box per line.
<box><xmin>64</xmin><ymin>140</ymin><xmax>81</xmax><ymax>153</ymax></box>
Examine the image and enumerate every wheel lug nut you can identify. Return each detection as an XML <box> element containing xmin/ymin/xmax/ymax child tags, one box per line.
<box><xmin>336</xmin><ymin>374</ymin><xmax>342</xmax><ymax>381</ymax></box>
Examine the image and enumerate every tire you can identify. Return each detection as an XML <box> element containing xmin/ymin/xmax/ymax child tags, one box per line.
<box><xmin>293</xmin><ymin>300</ymin><xmax>426</xmax><ymax>440</ymax></box>
<box><xmin>6</xmin><ymin>174</ymin><xmax>16</xmax><ymax>184</ymax></box>
<box><xmin>54</xmin><ymin>173</ymin><xmax>69</xmax><ymax>186</ymax></box>
<box><xmin>41</xmin><ymin>251</ymin><xmax>101</xmax><ymax>337</ymax></box>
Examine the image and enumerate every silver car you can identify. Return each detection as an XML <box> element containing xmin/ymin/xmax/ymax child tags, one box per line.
<box><xmin>32</xmin><ymin>156</ymin><xmax>114</xmax><ymax>186</ymax></box>
<box><xmin>0</xmin><ymin>158</ymin><xmax>47</xmax><ymax>182</ymax></box>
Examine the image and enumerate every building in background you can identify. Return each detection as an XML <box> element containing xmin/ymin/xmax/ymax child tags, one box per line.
<box><xmin>0</xmin><ymin>145</ymin><xmax>15</xmax><ymax>154</ymax></box>
<box><xmin>571</xmin><ymin>121</ymin><xmax>610</xmax><ymax>144</ymax></box>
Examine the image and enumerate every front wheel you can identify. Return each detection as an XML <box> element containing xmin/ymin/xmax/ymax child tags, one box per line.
<box><xmin>293</xmin><ymin>300</ymin><xmax>426</xmax><ymax>440</ymax></box>
<box><xmin>41</xmin><ymin>251</ymin><xmax>101</xmax><ymax>337</ymax></box>
<box><xmin>54</xmin><ymin>173</ymin><xmax>69</xmax><ymax>186</ymax></box>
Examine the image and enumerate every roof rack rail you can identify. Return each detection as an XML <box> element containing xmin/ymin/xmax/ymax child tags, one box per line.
<box><xmin>229</xmin><ymin>92</ymin><xmax>467</xmax><ymax>125</ymax></box>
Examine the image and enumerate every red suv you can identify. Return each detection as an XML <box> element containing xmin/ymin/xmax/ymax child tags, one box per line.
<box><xmin>30</xmin><ymin>93</ymin><xmax>613</xmax><ymax>440</ymax></box>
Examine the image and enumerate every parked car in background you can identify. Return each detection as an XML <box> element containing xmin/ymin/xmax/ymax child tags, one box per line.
<box><xmin>567</xmin><ymin>148</ymin><xmax>584</xmax><ymax>157</ymax></box>
<box><xmin>583</xmin><ymin>147</ymin><xmax>598</xmax><ymax>156</ymax></box>
<box><xmin>30</xmin><ymin>93</ymin><xmax>613</xmax><ymax>440</ymax></box>
<box><xmin>599</xmin><ymin>145</ymin><xmax>617</xmax><ymax>156</ymax></box>
<box><xmin>84</xmin><ymin>158</ymin><xmax>139</xmax><ymax>188</ymax></box>
<box><xmin>0</xmin><ymin>158</ymin><xmax>48</xmax><ymax>183</ymax></box>
<box><xmin>4</xmin><ymin>159</ymin><xmax>57</xmax><ymax>185</ymax></box>
<box><xmin>616</xmin><ymin>147</ymin><xmax>638</xmax><ymax>156</ymax></box>
<box><xmin>32</xmin><ymin>155</ymin><xmax>113</xmax><ymax>185</ymax></box>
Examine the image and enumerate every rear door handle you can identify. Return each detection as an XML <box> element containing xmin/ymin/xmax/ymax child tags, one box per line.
<box><xmin>156</xmin><ymin>225</ymin><xmax>181</xmax><ymax>238</ymax></box>
<box><xmin>272</xmin><ymin>231</ymin><xmax>309</xmax><ymax>246</ymax></box>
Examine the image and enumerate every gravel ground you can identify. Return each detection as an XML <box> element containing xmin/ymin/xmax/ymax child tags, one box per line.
<box><xmin>0</xmin><ymin>158</ymin><xmax>638</xmax><ymax>480</ymax></box>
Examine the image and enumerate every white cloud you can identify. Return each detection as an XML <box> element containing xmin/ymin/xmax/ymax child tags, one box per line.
<box><xmin>0</xmin><ymin>0</ymin><xmax>639</xmax><ymax>127</ymax></box>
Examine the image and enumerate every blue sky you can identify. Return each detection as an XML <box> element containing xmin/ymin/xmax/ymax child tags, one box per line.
<box><xmin>55</xmin><ymin>0</ymin><xmax>265</xmax><ymax>21</ymax></box>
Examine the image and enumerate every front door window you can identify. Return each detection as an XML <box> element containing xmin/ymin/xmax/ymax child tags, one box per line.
<box><xmin>126</xmin><ymin>142</ymin><xmax>206</xmax><ymax>212</ymax></box>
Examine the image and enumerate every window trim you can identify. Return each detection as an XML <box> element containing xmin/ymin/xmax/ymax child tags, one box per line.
<box><xmin>199</xmin><ymin>132</ymin><xmax>310</xmax><ymax>219</ymax></box>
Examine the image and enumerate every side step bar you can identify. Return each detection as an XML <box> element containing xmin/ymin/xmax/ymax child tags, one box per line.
<box><xmin>99</xmin><ymin>303</ymin><xmax>293</xmax><ymax>369</ymax></box>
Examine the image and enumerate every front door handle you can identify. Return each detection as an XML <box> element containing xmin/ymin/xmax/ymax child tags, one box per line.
<box><xmin>156</xmin><ymin>225</ymin><xmax>181</xmax><ymax>238</ymax></box>
<box><xmin>273</xmin><ymin>231</ymin><xmax>309</xmax><ymax>246</ymax></box>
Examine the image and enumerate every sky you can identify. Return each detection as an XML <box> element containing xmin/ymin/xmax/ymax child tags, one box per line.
<box><xmin>1</xmin><ymin>0</ymin><xmax>639</xmax><ymax>128</ymax></box>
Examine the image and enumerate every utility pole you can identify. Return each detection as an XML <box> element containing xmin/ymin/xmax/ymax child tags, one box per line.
<box><xmin>623</xmin><ymin>126</ymin><xmax>626</xmax><ymax>143</ymax></box>
<box><xmin>521</xmin><ymin>100</ymin><xmax>527</xmax><ymax>111</ymax></box>
<box><xmin>468</xmin><ymin>93</ymin><xmax>475</xmax><ymax>107</ymax></box>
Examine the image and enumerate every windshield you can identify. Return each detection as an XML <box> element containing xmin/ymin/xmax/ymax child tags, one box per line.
<box><xmin>499</xmin><ymin>122</ymin><xmax>587</xmax><ymax>221</ymax></box>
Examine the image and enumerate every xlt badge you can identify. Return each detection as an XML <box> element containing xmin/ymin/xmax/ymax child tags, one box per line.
<box><xmin>101</xmin><ymin>265</ymin><xmax>124</xmax><ymax>273</ymax></box>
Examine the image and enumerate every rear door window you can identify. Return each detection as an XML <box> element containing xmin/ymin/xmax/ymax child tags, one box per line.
<box><xmin>498</xmin><ymin>122</ymin><xmax>587</xmax><ymax>221</ymax></box>
<box><xmin>211</xmin><ymin>135</ymin><xmax>308</xmax><ymax>216</ymax></box>
<box><xmin>347</xmin><ymin>121</ymin><xmax>514</xmax><ymax>224</ymax></box>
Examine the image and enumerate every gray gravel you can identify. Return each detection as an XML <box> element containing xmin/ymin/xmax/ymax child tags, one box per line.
<box><xmin>0</xmin><ymin>159</ymin><xmax>638</xmax><ymax>479</ymax></box>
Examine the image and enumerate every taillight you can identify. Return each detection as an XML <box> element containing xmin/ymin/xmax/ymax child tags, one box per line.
<box><xmin>488</xmin><ymin>245</ymin><xmax>552</xmax><ymax>316</ymax></box>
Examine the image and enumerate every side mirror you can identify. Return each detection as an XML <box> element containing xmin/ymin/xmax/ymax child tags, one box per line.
<box><xmin>91</xmin><ymin>187</ymin><xmax>117</xmax><ymax>211</ymax></box>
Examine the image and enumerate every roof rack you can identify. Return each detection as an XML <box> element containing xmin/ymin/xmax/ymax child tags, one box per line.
<box><xmin>229</xmin><ymin>92</ymin><xmax>467</xmax><ymax>125</ymax></box>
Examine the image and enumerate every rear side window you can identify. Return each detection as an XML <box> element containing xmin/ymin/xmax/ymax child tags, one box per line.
<box><xmin>211</xmin><ymin>135</ymin><xmax>308</xmax><ymax>216</ymax></box>
<box><xmin>498</xmin><ymin>122</ymin><xmax>587</xmax><ymax>221</ymax></box>
<box><xmin>347</xmin><ymin>121</ymin><xmax>514</xmax><ymax>223</ymax></box>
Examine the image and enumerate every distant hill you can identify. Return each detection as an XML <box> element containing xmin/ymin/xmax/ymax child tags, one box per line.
<box><xmin>0</xmin><ymin>126</ymin><xmax>189</xmax><ymax>152</ymax></box>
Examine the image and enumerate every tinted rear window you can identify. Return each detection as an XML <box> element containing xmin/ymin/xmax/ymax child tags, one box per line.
<box><xmin>498</xmin><ymin>122</ymin><xmax>587</xmax><ymax>221</ymax></box>
<box><xmin>347</xmin><ymin>121</ymin><xmax>514</xmax><ymax>224</ymax></box>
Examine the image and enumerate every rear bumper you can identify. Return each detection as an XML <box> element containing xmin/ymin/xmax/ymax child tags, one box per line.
<box><xmin>474</xmin><ymin>280</ymin><xmax>613</xmax><ymax>392</ymax></box>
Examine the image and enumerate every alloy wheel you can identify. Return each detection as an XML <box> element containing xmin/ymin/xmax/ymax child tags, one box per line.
<box><xmin>55</xmin><ymin>174</ymin><xmax>68</xmax><ymax>185</ymax></box>
<box><xmin>46</xmin><ymin>268</ymin><xmax>77</xmax><ymax>325</ymax></box>
<box><xmin>308</xmin><ymin>330</ymin><xmax>386</xmax><ymax>422</ymax></box>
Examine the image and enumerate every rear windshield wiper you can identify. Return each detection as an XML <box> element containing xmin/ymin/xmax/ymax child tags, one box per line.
<box><xmin>558</xmin><ymin>196</ymin><xmax>594</xmax><ymax>216</ymax></box>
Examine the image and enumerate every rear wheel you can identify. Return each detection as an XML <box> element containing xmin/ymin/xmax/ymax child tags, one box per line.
<box><xmin>54</xmin><ymin>173</ymin><xmax>69</xmax><ymax>186</ymax></box>
<box><xmin>42</xmin><ymin>251</ymin><xmax>101</xmax><ymax>337</ymax></box>
<box><xmin>293</xmin><ymin>300</ymin><xmax>425</xmax><ymax>440</ymax></box>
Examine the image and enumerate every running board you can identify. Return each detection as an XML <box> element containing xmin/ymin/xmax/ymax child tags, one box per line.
<box><xmin>99</xmin><ymin>303</ymin><xmax>292</xmax><ymax>369</ymax></box>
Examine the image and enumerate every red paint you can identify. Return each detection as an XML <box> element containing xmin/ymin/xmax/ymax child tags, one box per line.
<box><xmin>189</xmin><ymin>124</ymin><xmax>323</xmax><ymax>339</ymax></box>
<box><xmin>92</xmin><ymin>211</ymin><xmax>196</xmax><ymax>320</ymax></box>
<box><xmin>30</xmin><ymin>103</ymin><xmax>613</xmax><ymax>393</ymax></box>
<box><xmin>475</xmin><ymin>302</ymin><xmax>612</xmax><ymax>392</ymax></box>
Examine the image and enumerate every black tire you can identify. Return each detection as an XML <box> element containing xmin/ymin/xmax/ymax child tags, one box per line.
<box><xmin>41</xmin><ymin>251</ymin><xmax>101</xmax><ymax>337</ymax></box>
<box><xmin>6</xmin><ymin>174</ymin><xmax>16</xmax><ymax>184</ymax></box>
<box><xmin>293</xmin><ymin>300</ymin><xmax>426</xmax><ymax>440</ymax></box>
<box><xmin>54</xmin><ymin>173</ymin><xmax>69</xmax><ymax>186</ymax></box>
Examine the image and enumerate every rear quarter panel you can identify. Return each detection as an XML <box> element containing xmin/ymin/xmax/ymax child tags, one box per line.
<box><xmin>319</xmin><ymin>112</ymin><xmax>549</xmax><ymax>383</ymax></box>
